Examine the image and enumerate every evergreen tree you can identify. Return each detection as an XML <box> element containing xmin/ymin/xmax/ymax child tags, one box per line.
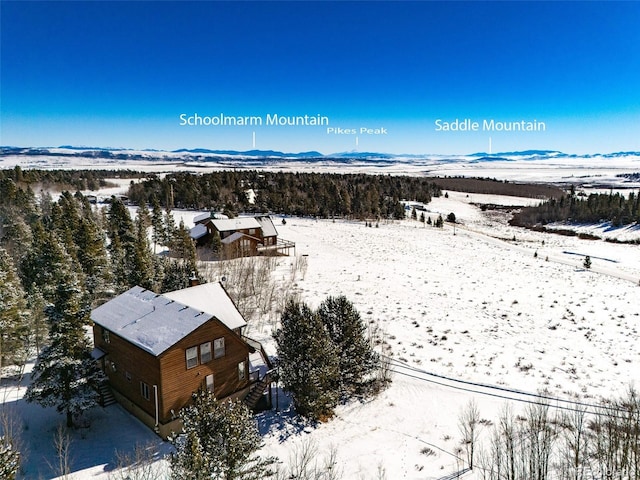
<box><xmin>411</xmin><ymin>207</ymin><xmax>417</xmax><ymax>220</ymax></box>
<box><xmin>150</xmin><ymin>196</ymin><xmax>165</xmax><ymax>254</ymax></box>
<box><xmin>26</xmin><ymin>289</ymin><xmax>48</xmax><ymax>355</ymax></box>
<box><xmin>137</xmin><ymin>202</ymin><xmax>151</xmax><ymax>230</ymax></box>
<box><xmin>420</xmin><ymin>212</ymin><xmax>425</xmax><ymax>223</ymax></box>
<box><xmin>0</xmin><ymin>210</ymin><xmax>32</xmax><ymax>265</ymax></box>
<box><xmin>25</xmin><ymin>254</ymin><xmax>104</xmax><ymax>427</ymax></box>
<box><xmin>0</xmin><ymin>436</ymin><xmax>20</xmax><ymax>480</ymax></box>
<box><xmin>164</xmin><ymin>209</ymin><xmax>177</xmax><ymax>247</ymax></box>
<box><xmin>435</xmin><ymin>215</ymin><xmax>444</xmax><ymax>228</ymax></box>
<box><xmin>21</xmin><ymin>223</ymin><xmax>76</xmax><ymax>303</ymax></box>
<box><xmin>0</xmin><ymin>248</ymin><xmax>30</xmax><ymax>372</ymax></box>
<box><xmin>160</xmin><ymin>258</ymin><xmax>201</xmax><ymax>293</ymax></box>
<box><xmin>274</xmin><ymin>300</ymin><xmax>340</xmax><ymax>420</ymax></box>
<box><xmin>170</xmin><ymin>389</ymin><xmax>276</xmax><ymax>480</ymax></box>
<box><xmin>106</xmin><ymin>197</ymin><xmax>138</xmax><ymax>290</ymax></box>
<box><xmin>74</xmin><ymin>207</ymin><xmax>113</xmax><ymax>305</ymax></box>
<box><xmin>210</xmin><ymin>230</ymin><xmax>222</xmax><ymax>256</ymax></box>
<box><xmin>317</xmin><ymin>296</ymin><xmax>379</xmax><ymax>395</ymax></box>
<box><xmin>171</xmin><ymin>220</ymin><xmax>198</xmax><ymax>270</ymax></box>
<box><xmin>130</xmin><ymin>216</ymin><xmax>156</xmax><ymax>290</ymax></box>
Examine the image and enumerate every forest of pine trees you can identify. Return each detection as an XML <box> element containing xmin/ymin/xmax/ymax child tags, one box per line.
<box><xmin>127</xmin><ymin>171</ymin><xmax>442</xmax><ymax>219</ymax></box>
<box><xmin>511</xmin><ymin>190</ymin><xmax>640</xmax><ymax>229</ymax></box>
<box><xmin>0</xmin><ymin>175</ymin><xmax>201</xmax><ymax>428</ymax></box>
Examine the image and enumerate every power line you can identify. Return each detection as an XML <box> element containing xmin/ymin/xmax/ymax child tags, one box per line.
<box><xmin>383</xmin><ymin>355</ymin><xmax>634</xmax><ymax>416</ymax></box>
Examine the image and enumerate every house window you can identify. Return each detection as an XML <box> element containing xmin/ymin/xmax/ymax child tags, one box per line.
<box><xmin>125</xmin><ymin>371</ymin><xmax>131</xmax><ymax>382</ymax></box>
<box><xmin>102</xmin><ymin>328</ymin><xmax>110</xmax><ymax>344</ymax></box>
<box><xmin>238</xmin><ymin>361</ymin><xmax>246</xmax><ymax>381</ymax></box>
<box><xmin>249</xmin><ymin>228</ymin><xmax>256</xmax><ymax>235</ymax></box>
<box><xmin>200</xmin><ymin>342</ymin><xmax>212</xmax><ymax>364</ymax></box>
<box><xmin>214</xmin><ymin>338</ymin><xmax>225</xmax><ymax>358</ymax></box>
<box><xmin>205</xmin><ymin>374</ymin><xmax>214</xmax><ymax>393</ymax></box>
<box><xmin>140</xmin><ymin>382</ymin><xmax>150</xmax><ymax>401</ymax></box>
<box><xmin>186</xmin><ymin>346</ymin><xmax>198</xmax><ymax>369</ymax></box>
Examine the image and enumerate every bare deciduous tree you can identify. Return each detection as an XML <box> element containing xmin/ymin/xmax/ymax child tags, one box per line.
<box><xmin>459</xmin><ymin>399</ymin><xmax>481</xmax><ymax>469</ymax></box>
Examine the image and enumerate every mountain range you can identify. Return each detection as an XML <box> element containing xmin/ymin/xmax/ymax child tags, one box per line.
<box><xmin>1</xmin><ymin>146</ymin><xmax>640</xmax><ymax>162</ymax></box>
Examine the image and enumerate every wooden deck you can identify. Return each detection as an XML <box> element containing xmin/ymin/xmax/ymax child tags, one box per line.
<box><xmin>257</xmin><ymin>237</ymin><xmax>295</xmax><ymax>256</ymax></box>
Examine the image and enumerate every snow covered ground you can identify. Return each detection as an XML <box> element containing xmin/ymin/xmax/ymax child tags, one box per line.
<box><xmin>3</xmin><ymin>177</ymin><xmax>640</xmax><ymax>479</ymax></box>
<box><xmin>3</xmin><ymin>150</ymin><xmax>640</xmax><ymax>188</ymax></box>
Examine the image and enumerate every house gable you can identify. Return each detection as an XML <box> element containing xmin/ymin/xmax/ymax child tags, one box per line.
<box><xmin>157</xmin><ymin>318</ymin><xmax>250</xmax><ymax>422</ymax></box>
<box><xmin>91</xmin><ymin>283</ymin><xmax>254</xmax><ymax>435</ymax></box>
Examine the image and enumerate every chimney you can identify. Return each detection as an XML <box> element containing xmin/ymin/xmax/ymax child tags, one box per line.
<box><xmin>189</xmin><ymin>271</ymin><xmax>199</xmax><ymax>287</ymax></box>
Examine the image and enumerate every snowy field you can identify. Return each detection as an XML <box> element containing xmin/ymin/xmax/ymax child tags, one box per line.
<box><xmin>3</xmin><ymin>149</ymin><xmax>640</xmax><ymax>187</ymax></box>
<box><xmin>2</xmin><ymin>158</ymin><xmax>640</xmax><ymax>478</ymax></box>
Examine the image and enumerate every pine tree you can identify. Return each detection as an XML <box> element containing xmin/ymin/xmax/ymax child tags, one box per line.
<box><xmin>164</xmin><ymin>209</ymin><xmax>177</xmax><ymax>247</ymax></box>
<box><xmin>0</xmin><ymin>248</ymin><xmax>30</xmax><ymax>372</ymax></box>
<box><xmin>150</xmin><ymin>196</ymin><xmax>166</xmax><ymax>254</ymax></box>
<box><xmin>26</xmin><ymin>289</ymin><xmax>48</xmax><ymax>355</ymax></box>
<box><xmin>171</xmin><ymin>220</ymin><xmax>198</xmax><ymax>270</ymax></box>
<box><xmin>317</xmin><ymin>296</ymin><xmax>379</xmax><ymax>395</ymax></box>
<box><xmin>210</xmin><ymin>230</ymin><xmax>222</xmax><ymax>256</ymax></box>
<box><xmin>160</xmin><ymin>259</ymin><xmax>200</xmax><ymax>293</ymax></box>
<box><xmin>74</xmin><ymin>209</ymin><xmax>113</xmax><ymax>305</ymax></box>
<box><xmin>25</xmin><ymin>248</ymin><xmax>104</xmax><ymax>427</ymax></box>
<box><xmin>274</xmin><ymin>300</ymin><xmax>340</xmax><ymax>420</ymax></box>
<box><xmin>170</xmin><ymin>389</ymin><xmax>276</xmax><ymax>480</ymax></box>
<box><xmin>137</xmin><ymin>202</ymin><xmax>151</xmax><ymax>230</ymax></box>
<box><xmin>0</xmin><ymin>437</ymin><xmax>20</xmax><ymax>480</ymax></box>
<box><xmin>107</xmin><ymin>197</ymin><xmax>138</xmax><ymax>290</ymax></box>
<box><xmin>130</xmin><ymin>216</ymin><xmax>156</xmax><ymax>290</ymax></box>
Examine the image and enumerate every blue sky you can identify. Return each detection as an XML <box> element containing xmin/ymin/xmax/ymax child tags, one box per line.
<box><xmin>1</xmin><ymin>1</ymin><xmax>639</xmax><ymax>155</ymax></box>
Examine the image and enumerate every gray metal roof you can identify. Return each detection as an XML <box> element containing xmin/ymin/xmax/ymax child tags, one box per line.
<box><xmin>91</xmin><ymin>284</ymin><xmax>246</xmax><ymax>357</ymax></box>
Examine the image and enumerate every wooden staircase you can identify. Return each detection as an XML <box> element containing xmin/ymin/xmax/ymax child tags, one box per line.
<box><xmin>243</xmin><ymin>372</ymin><xmax>271</xmax><ymax>410</ymax></box>
<box><xmin>99</xmin><ymin>382</ymin><xmax>117</xmax><ymax>407</ymax></box>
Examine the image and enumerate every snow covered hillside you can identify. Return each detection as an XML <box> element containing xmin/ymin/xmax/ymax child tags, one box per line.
<box><xmin>250</xmin><ymin>201</ymin><xmax>640</xmax><ymax>478</ymax></box>
<box><xmin>3</xmin><ymin>188</ymin><xmax>640</xmax><ymax>479</ymax></box>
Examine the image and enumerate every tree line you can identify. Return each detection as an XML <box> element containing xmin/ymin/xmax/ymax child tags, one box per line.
<box><xmin>0</xmin><ymin>166</ymin><xmax>145</xmax><ymax>193</ymax></box>
<box><xmin>428</xmin><ymin>177</ymin><xmax>564</xmax><ymax>199</ymax></box>
<box><xmin>1</xmin><ymin>176</ymin><xmax>200</xmax><ymax>433</ymax></box>
<box><xmin>127</xmin><ymin>171</ymin><xmax>442</xmax><ymax>219</ymax></box>
<box><xmin>511</xmin><ymin>190</ymin><xmax>640</xmax><ymax>229</ymax></box>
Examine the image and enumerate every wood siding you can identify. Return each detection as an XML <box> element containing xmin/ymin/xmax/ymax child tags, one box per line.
<box><xmin>157</xmin><ymin>318</ymin><xmax>250</xmax><ymax>423</ymax></box>
<box><xmin>92</xmin><ymin>324</ymin><xmax>161</xmax><ymax>420</ymax></box>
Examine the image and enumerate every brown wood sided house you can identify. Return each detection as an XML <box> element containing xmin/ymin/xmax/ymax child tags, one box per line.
<box><xmin>190</xmin><ymin>214</ymin><xmax>295</xmax><ymax>257</ymax></box>
<box><xmin>91</xmin><ymin>282</ymin><xmax>272</xmax><ymax>438</ymax></box>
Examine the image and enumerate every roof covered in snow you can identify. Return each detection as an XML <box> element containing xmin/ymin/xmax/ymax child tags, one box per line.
<box><xmin>220</xmin><ymin>231</ymin><xmax>260</xmax><ymax>245</ymax></box>
<box><xmin>193</xmin><ymin>212</ymin><xmax>211</xmax><ymax>223</ymax></box>
<box><xmin>255</xmin><ymin>216</ymin><xmax>278</xmax><ymax>238</ymax></box>
<box><xmin>163</xmin><ymin>283</ymin><xmax>246</xmax><ymax>331</ymax></box>
<box><xmin>190</xmin><ymin>223</ymin><xmax>208</xmax><ymax>239</ymax></box>
<box><xmin>211</xmin><ymin>217</ymin><xmax>260</xmax><ymax>232</ymax></box>
<box><xmin>91</xmin><ymin>283</ymin><xmax>246</xmax><ymax>356</ymax></box>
